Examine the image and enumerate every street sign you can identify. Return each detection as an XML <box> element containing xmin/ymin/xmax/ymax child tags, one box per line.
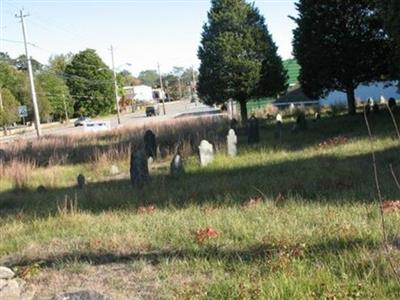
<box><xmin>18</xmin><ymin>105</ymin><xmax>28</xmax><ymax>118</ymax></box>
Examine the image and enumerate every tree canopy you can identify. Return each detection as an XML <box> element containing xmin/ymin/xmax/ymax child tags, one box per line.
<box><xmin>138</xmin><ymin>70</ymin><xmax>159</xmax><ymax>87</ymax></box>
<box><xmin>198</xmin><ymin>0</ymin><xmax>287</xmax><ymax>120</ymax></box>
<box><xmin>65</xmin><ymin>49</ymin><xmax>114</xmax><ymax>117</ymax></box>
<box><xmin>292</xmin><ymin>0</ymin><xmax>396</xmax><ymax>114</ymax></box>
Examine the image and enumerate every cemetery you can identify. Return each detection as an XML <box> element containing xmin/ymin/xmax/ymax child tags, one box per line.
<box><xmin>0</xmin><ymin>106</ymin><xmax>400</xmax><ymax>298</ymax></box>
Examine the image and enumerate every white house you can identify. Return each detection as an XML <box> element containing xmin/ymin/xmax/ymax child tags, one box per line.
<box><xmin>123</xmin><ymin>85</ymin><xmax>154</xmax><ymax>102</ymax></box>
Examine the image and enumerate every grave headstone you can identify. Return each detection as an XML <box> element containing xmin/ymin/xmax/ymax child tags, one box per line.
<box><xmin>198</xmin><ymin>140</ymin><xmax>214</xmax><ymax>166</ymax></box>
<box><xmin>388</xmin><ymin>97</ymin><xmax>397</xmax><ymax>111</ymax></box>
<box><xmin>380</xmin><ymin>95</ymin><xmax>386</xmax><ymax>104</ymax></box>
<box><xmin>227</xmin><ymin>129</ymin><xmax>237</xmax><ymax>157</ymax></box>
<box><xmin>247</xmin><ymin>115</ymin><xmax>260</xmax><ymax>144</ymax></box>
<box><xmin>170</xmin><ymin>153</ymin><xmax>184</xmax><ymax>175</ymax></box>
<box><xmin>130</xmin><ymin>149</ymin><xmax>149</xmax><ymax>186</ymax></box>
<box><xmin>314</xmin><ymin>112</ymin><xmax>320</xmax><ymax>121</ymax></box>
<box><xmin>296</xmin><ymin>112</ymin><xmax>307</xmax><ymax>131</ymax></box>
<box><xmin>276</xmin><ymin>113</ymin><xmax>283</xmax><ymax>124</ymax></box>
<box><xmin>144</xmin><ymin>130</ymin><xmax>157</xmax><ymax>159</ymax></box>
<box><xmin>77</xmin><ymin>174</ymin><xmax>86</xmax><ymax>189</ymax></box>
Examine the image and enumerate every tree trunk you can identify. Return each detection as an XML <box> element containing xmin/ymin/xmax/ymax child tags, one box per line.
<box><xmin>346</xmin><ymin>87</ymin><xmax>356</xmax><ymax>115</ymax></box>
<box><xmin>239</xmin><ymin>100</ymin><xmax>248</xmax><ymax>122</ymax></box>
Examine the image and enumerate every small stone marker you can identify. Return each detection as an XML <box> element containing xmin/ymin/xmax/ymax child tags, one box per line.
<box><xmin>110</xmin><ymin>164</ymin><xmax>119</xmax><ymax>175</ymax></box>
<box><xmin>276</xmin><ymin>113</ymin><xmax>283</xmax><ymax>124</ymax></box>
<box><xmin>52</xmin><ymin>290</ymin><xmax>111</xmax><ymax>300</ymax></box>
<box><xmin>170</xmin><ymin>153</ymin><xmax>184</xmax><ymax>175</ymax></box>
<box><xmin>388</xmin><ymin>97</ymin><xmax>397</xmax><ymax>111</ymax></box>
<box><xmin>199</xmin><ymin>140</ymin><xmax>214</xmax><ymax>166</ymax></box>
<box><xmin>314</xmin><ymin>112</ymin><xmax>320</xmax><ymax>121</ymax></box>
<box><xmin>247</xmin><ymin>115</ymin><xmax>260</xmax><ymax>144</ymax></box>
<box><xmin>144</xmin><ymin>130</ymin><xmax>157</xmax><ymax>159</ymax></box>
<box><xmin>380</xmin><ymin>95</ymin><xmax>386</xmax><ymax>104</ymax></box>
<box><xmin>77</xmin><ymin>174</ymin><xmax>85</xmax><ymax>189</ymax></box>
<box><xmin>130</xmin><ymin>149</ymin><xmax>149</xmax><ymax>186</ymax></box>
<box><xmin>227</xmin><ymin>129</ymin><xmax>237</xmax><ymax>157</ymax></box>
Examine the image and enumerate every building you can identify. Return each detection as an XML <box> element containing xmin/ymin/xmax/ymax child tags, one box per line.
<box><xmin>123</xmin><ymin>85</ymin><xmax>154</xmax><ymax>102</ymax></box>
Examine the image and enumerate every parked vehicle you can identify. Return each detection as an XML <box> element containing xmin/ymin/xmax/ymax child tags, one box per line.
<box><xmin>74</xmin><ymin>116</ymin><xmax>92</xmax><ymax>127</ymax></box>
<box><xmin>145</xmin><ymin>105</ymin><xmax>160</xmax><ymax>117</ymax></box>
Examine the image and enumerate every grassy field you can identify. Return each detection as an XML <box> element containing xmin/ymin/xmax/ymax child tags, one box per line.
<box><xmin>1</xmin><ymin>111</ymin><xmax>400</xmax><ymax>299</ymax></box>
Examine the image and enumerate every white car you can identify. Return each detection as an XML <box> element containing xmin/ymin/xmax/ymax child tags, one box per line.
<box><xmin>74</xmin><ymin>117</ymin><xmax>92</xmax><ymax>127</ymax></box>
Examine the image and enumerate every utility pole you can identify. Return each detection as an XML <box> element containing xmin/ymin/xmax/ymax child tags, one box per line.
<box><xmin>178</xmin><ymin>77</ymin><xmax>183</xmax><ymax>99</ymax></box>
<box><xmin>16</xmin><ymin>10</ymin><xmax>41</xmax><ymax>137</ymax></box>
<box><xmin>157</xmin><ymin>62</ymin><xmax>166</xmax><ymax>115</ymax></box>
<box><xmin>110</xmin><ymin>45</ymin><xmax>121</xmax><ymax>125</ymax></box>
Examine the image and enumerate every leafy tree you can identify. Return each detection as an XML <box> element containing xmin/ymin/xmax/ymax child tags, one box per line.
<box><xmin>65</xmin><ymin>49</ymin><xmax>114</xmax><ymax>117</ymax></box>
<box><xmin>37</xmin><ymin>71</ymin><xmax>73</xmax><ymax>121</ymax></box>
<box><xmin>138</xmin><ymin>70</ymin><xmax>159</xmax><ymax>87</ymax></box>
<box><xmin>14</xmin><ymin>55</ymin><xmax>43</xmax><ymax>72</ymax></box>
<box><xmin>292</xmin><ymin>0</ymin><xmax>396</xmax><ymax>115</ymax></box>
<box><xmin>48</xmin><ymin>53</ymin><xmax>73</xmax><ymax>76</ymax></box>
<box><xmin>0</xmin><ymin>88</ymin><xmax>19</xmax><ymax>127</ymax></box>
<box><xmin>198</xmin><ymin>0</ymin><xmax>286</xmax><ymax>121</ymax></box>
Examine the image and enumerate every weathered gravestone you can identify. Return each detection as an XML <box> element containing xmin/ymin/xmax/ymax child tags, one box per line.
<box><xmin>170</xmin><ymin>153</ymin><xmax>184</xmax><ymax>176</ymax></box>
<box><xmin>130</xmin><ymin>148</ymin><xmax>149</xmax><ymax>186</ymax></box>
<box><xmin>388</xmin><ymin>97</ymin><xmax>397</xmax><ymax>111</ymax></box>
<box><xmin>247</xmin><ymin>115</ymin><xmax>260</xmax><ymax>144</ymax></box>
<box><xmin>77</xmin><ymin>174</ymin><xmax>86</xmax><ymax>189</ymax></box>
<box><xmin>227</xmin><ymin>129</ymin><xmax>237</xmax><ymax>157</ymax></box>
<box><xmin>199</xmin><ymin>140</ymin><xmax>214</xmax><ymax>166</ymax></box>
<box><xmin>144</xmin><ymin>130</ymin><xmax>157</xmax><ymax>159</ymax></box>
<box><xmin>295</xmin><ymin>112</ymin><xmax>307</xmax><ymax>131</ymax></box>
<box><xmin>110</xmin><ymin>164</ymin><xmax>119</xmax><ymax>175</ymax></box>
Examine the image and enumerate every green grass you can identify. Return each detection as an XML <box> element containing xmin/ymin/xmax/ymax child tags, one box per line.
<box><xmin>1</xmin><ymin>112</ymin><xmax>400</xmax><ymax>299</ymax></box>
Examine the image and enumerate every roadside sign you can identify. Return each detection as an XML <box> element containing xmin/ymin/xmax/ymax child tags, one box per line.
<box><xmin>18</xmin><ymin>105</ymin><xmax>28</xmax><ymax>118</ymax></box>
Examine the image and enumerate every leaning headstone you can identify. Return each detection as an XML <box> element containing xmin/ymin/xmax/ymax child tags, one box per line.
<box><xmin>130</xmin><ymin>149</ymin><xmax>149</xmax><ymax>186</ymax></box>
<box><xmin>110</xmin><ymin>164</ymin><xmax>119</xmax><ymax>175</ymax></box>
<box><xmin>52</xmin><ymin>290</ymin><xmax>111</xmax><ymax>300</ymax></box>
<box><xmin>198</xmin><ymin>140</ymin><xmax>214</xmax><ymax>166</ymax></box>
<box><xmin>227</xmin><ymin>129</ymin><xmax>237</xmax><ymax>157</ymax></box>
<box><xmin>247</xmin><ymin>115</ymin><xmax>260</xmax><ymax>144</ymax></box>
<box><xmin>144</xmin><ymin>130</ymin><xmax>157</xmax><ymax>159</ymax></box>
<box><xmin>388</xmin><ymin>97</ymin><xmax>397</xmax><ymax>111</ymax></box>
<box><xmin>170</xmin><ymin>154</ymin><xmax>184</xmax><ymax>176</ymax></box>
<box><xmin>77</xmin><ymin>174</ymin><xmax>86</xmax><ymax>189</ymax></box>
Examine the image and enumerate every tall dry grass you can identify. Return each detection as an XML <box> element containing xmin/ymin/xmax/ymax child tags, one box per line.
<box><xmin>0</xmin><ymin>115</ymin><xmax>229</xmax><ymax>170</ymax></box>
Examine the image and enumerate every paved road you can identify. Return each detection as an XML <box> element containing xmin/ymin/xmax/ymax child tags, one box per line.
<box><xmin>0</xmin><ymin>100</ymin><xmax>220</xmax><ymax>143</ymax></box>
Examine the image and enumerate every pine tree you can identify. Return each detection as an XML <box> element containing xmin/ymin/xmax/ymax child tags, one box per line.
<box><xmin>198</xmin><ymin>0</ymin><xmax>287</xmax><ymax>121</ymax></box>
<box><xmin>292</xmin><ymin>0</ymin><xmax>396</xmax><ymax>115</ymax></box>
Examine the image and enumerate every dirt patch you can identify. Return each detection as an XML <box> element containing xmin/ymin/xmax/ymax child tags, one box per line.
<box><xmin>27</xmin><ymin>262</ymin><xmax>161</xmax><ymax>300</ymax></box>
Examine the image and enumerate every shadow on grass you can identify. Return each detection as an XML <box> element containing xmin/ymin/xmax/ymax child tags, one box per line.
<box><xmin>1</xmin><ymin>144</ymin><xmax>399</xmax><ymax>218</ymax></box>
<box><xmin>1</xmin><ymin>237</ymin><xmax>377</xmax><ymax>269</ymax></box>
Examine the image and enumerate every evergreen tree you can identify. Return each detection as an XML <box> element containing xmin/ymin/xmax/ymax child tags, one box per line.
<box><xmin>198</xmin><ymin>0</ymin><xmax>286</xmax><ymax>121</ymax></box>
<box><xmin>292</xmin><ymin>0</ymin><xmax>396</xmax><ymax>115</ymax></box>
<box><xmin>65</xmin><ymin>49</ymin><xmax>114</xmax><ymax>117</ymax></box>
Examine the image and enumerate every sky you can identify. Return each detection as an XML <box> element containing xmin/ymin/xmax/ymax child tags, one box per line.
<box><xmin>0</xmin><ymin>0</ymin><xmax>298</xmax><ymax>76</ymax></box>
